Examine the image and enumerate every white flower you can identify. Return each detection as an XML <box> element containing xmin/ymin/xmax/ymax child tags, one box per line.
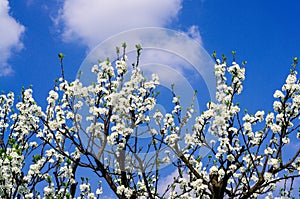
<box><xmin>229</xmin><ymin>164</ymin><xmax>237</xmax><ymax>172</ymax></box>
<box><xmin>150</xmin><ymin>129</ymin><xmax>158</xmax><ymax>135</ymax></box>
<box><xmin>44</xmin><ymin>186</ymin><xmax>53</xmax><ymax>195</ymax></box>
<box><xmin>48</xmin><ymin>90</ymin><xmax>58</xmax><ymax>100</ymax></box>
<box><xmin>25</xmin><ymin>193</ymin><xmax>33</xmax><ymax>198</ymax></box>
<box><xmin>164</xmin><ymin>113</ymin><xmax>174</xmax><ymax>127</ymax></box>
<box><xmin>209</xmin><ymin>165</ymin><xmax>218</xmax><ymax>174</ymax></box>
<box><xmin>268</xmin><ymin>158</ymin><xmax>279</xmax><ymax>168</ymax></box>
<box><xmin>273</xmin><ymin>101</ymin><xmax>282</xmax><ymax>111</ymax></box>
<box><xmin>91</xmin><ymin>64</ymin><xmax>99</xmax><ymax>73</ymax></box>
<box><xmin>165</xmin><ymin>134</ymin><xmax>179</xmax><ymax>148</ymax></box>
<box><xmin>116</xmin><ymin>185</ymin><xmax>133</xmax><ymax>198</ymax></box>
<box><xmin>203</xmin><ymin>109</ymin><xmax>214</xmax><ymax>118</ymax></box>
<box><xmin>96</xmin><ymin>187</ymin><xmax>103</xmax><ymax>195</ymax></box>
<box><xmin>273</xmin><ymin>90</ymin><xmax>284</xmax><ymax>98</ymax></box>
<box><xmin>29</xmin><ymin>141</ymin><xmax>38</xmax><ymax>148</ymax></box>
<box><xmin>185</xmin><ymin>133</ymin><xmax>195</xmax><ymax>145</ymax></box>
<box><xmin>243</xmin><ymin>122</ymin><xmax>252</xmax><ymax>132</ymax></box>
<box><xmin>264</xmin><ymin>147</ymin><xmax>274</xmax><ymax>155</ymax></box>
<box><xmin>270</xmin><ymin>124</ymin><xmax>281</xmax><ymax>133</ymax></box>
<box><xmin>265</xmin><ymin>112</ymin><xmax>274</xmax><ymax>124</ymax></box>
<box><xmin>79</xmin><ymin>183</ymin><xmax>90</xmax><ymax>192</ymax></box>
<box><xmin>162</xmin><ymin>156</ymin><xmax>170</xmax><ymax>164</ymax></box>
<box><xmin>227</xmin><ymin>154</ymin><xmax>235</xmax><ymax>162</ymax></box>
<box><xmin>88</xmin><ymin>193</ymin><xmax>96</xmax><ymax>198</ymax></box>
<box><xmin>286</xmin><ymin>74</ymin><xmax>297</xmax><ymax>85</ymax></box>
<box><xmin>255</xmin><ymin>110</ymin><xmax>265</xmax><ymax>121</ymax></box>
<box><xmin>218</xmin><ymin>168</ymin><xmax>225</xmax><ymax>176</ymax></box>
<box><xmin>153</xmin><ymin>110</ymin><xmax>163</xmax><ymax>125</ymax></box>
<box><xmin>282</xmin><ymin>136</ymin><xmax>290</xmax><ymax>144</ymax></box>
<box><xmin>264</xmin><ymin>172</ymin><xmax>273</xmax><ymax>180</ymax></box>
<box><xmin>172</xmin><ymin>97</ymin><xmax>179</xmax><ymax>103</ymax></box>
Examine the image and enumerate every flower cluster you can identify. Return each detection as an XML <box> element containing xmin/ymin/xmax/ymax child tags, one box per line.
<box><xmin>166</xmin><ymin>56</ymin><xmax>300</xmax><ymax>198</ymax></box>
<box><xmin>1</xmin><ymin>48</ymin><xmax>300</xmax><ymax>199</ymax></box>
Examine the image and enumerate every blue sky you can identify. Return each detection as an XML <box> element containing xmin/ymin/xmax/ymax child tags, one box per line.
<box><xmin>1</xmin><ymin>0</ymin><xmax>300</xmax><ymax>197</ymax></box>
<box><xmin>1</xmin><ymin>0</ymin><xmax>300</xmax><ymax>112</ymax></box>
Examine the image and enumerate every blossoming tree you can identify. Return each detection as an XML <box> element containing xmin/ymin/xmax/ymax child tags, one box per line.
<box><xmin>0</xmin><ymin>44</ymin><xmax>300</xmax><ymax>198</ymax></box>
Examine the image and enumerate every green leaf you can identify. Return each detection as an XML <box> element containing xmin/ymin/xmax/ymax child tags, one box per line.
<box><xmin>135</xmin><ymin>44</ymin><xmax>142</xmax><ymax>50</ymax></box>
<box><xmin>116</xmin><ymin>46</ymin><xmax>120</xmax><ymax>54</ymax></box>
<box><xmin>232</xmin><ymin>51</ymin><xmax>236</xmax><ymax>56</ymax></box>
<box><xmin>8</xmin><ymin>138</ymin><xmax>16</xmax><ymax>145</ymax></box>
<box><xmin>212</xmin><ymin>51</ymin><xmax>217</xmax><ymax>59</ymax></box>
<box><xmin>32</xmin><ymin>154</ymin><xmax>42</xmax><ymax>163</ymax></box>
<box><xmin>58</xmin><ymin>53</ymin><xmax>64</xmax><ymax>60</ymax></box>
<box><xmin>66</xmin><ymin>158</ymin><xmax>72</xmax><ymax>165</ymax></box>
<box><xmin>46</xmin><ymin>175</ymin><xmax>52</xmax><ymax>183</ymax></box>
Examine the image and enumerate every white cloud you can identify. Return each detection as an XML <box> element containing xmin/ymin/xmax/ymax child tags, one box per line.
<box><xmin>185</xmin><ymin>25</ymin><xmax>202</xmax><ymax>44</ymax></box>
<box><xmin>157</xmin><ymin>169</ymin><xmax>192</xmax><ymax>197</ymax></box>
<box><xmin>55</xmin><ymin>0</ymin><xmax>183</xmax><ymax>48</ymax></box>
<box><xmin>0</xmin><ymin>0</ymin><xmax>25</xmax><ymax>76</ymax></box>
<box><xmin>157</xmin><ymin>169</ymin><xmax>178</xmax><ymax>196</ymax></box>
<box><xmin>78</xmin><ymin>28</ymin><xmax>215</xmax><ymax>102</ymax></box>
